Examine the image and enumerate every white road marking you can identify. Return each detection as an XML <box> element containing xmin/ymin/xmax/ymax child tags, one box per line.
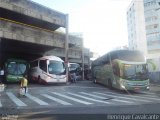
<box><xmin>80</xmin><ymin>92</ymin><xmax>133</xmax><ymax>104</ymax></box>
<box><xmin>42</xmin><ymin>94</ymin><xmax>72</xmax><ymax>105</ymax></box>
<box><xmin>130</xmin><ymin>95</ymin><xmax>160</xmax><ymax>101</ymax></box>
<box><xmin>26</xmin><ymin>93</ymin><xmax>49</xmax><ymax>105</ymax></box>
<box><xmin>111</xmin><ymin>99</ymin><xmax>133</xmax><ymax>104</ymax></box>
<box><xmin>67</xmin><ymin>92</ymin><xmax>111</xmax><ymax>104</ymax></box>
<box><xmin>104</xmin><ymin>91</ymin><xmax>160</xmax><ymax>101</ymax></box>
<box><xmin>79</xmin><ymin>92</ymin><xmax>107</xmax><ymax>99</ymax></box>
<box><xmin>6</xmin><ymin>92</ymin><xmax>27</xmax><ymax>107</ymax></box>
<box><xmin>51</xmin><ymin>92</ymin><xmax>93</xmax><ymax>105</ymax></box>
<box><xmin>93</xmin><ymin>92</ymin><xmax>151</xmax><ymax>102</ymax></box>
<box><xmin>141</xmin><ymin>91</ymin><xmax>156</xmax><ymax>95</ymax></box>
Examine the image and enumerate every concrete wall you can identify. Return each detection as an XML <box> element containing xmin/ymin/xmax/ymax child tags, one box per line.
<box><xmin>0</xmin><ymin>20</ymin><xmax>64</xmax><ymax>47</ymax></box>
<box><xmin>0</xmin><ymin>0</ymin><xmax>66</xmax><ymax>27</ymax></box>
<box><xmin>0</xmin><ymin>0</ymin><xmax>91</xmax><ymax>66</ymax></box>
<box><xmin>0</xmin><ymin>20</ymin><xmax>83</xmax><ymax>48</ymax></box>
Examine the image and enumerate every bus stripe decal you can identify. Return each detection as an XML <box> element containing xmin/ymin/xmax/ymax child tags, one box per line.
<box><xmin>42</xmin><ymin>94</ymin><xmax>72</xmax><ymax>105</ymax></box>
<box><xmin>93</xmin><ymin>92</ymin><xmax>151</xmax><ymax>102</ymax></box>
<box><xmin>6</xmin><ymin>92</ymin><xmax>27</xmax><ymax>107</ymax></box>
<box><xmin>51</xmin><ymin>92</ymin><xmax>93</xmax><ymax>105</ymax></box>
<box><xmin>26</xmin><ymin>94</ymin><xmax>49</xmax><ymax>105</ymax></box>
<box><xmin>67</xmin><ymin>92</ymin><xmax>111</xmax><ymax>104</ymax></box>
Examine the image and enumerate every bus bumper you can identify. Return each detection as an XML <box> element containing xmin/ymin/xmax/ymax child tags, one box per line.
<box><xmin>122</xmin><ymin>85</ymin><xmax>150</xmax><ymax>91</ymax></box>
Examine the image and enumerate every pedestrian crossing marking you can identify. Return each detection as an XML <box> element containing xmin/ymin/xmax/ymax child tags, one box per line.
<box><xmin>101</xmin><ymin>91</ymin><xmax>160</xmax><ymax>101</ymax></box>
<box><xmin>79</xmin><ymin>92</ymin><xmax>107</xmax><ymax>99</ymax></box>
<box><xmin>111</xmin><ymin>99</ymin><xmax>133</xmax><ymax>104</ymax></box>
<box><xmin>101</xmin><ymin>91</ymin><xmax>154</xmax><ymax>102</ymax></box>
<box><xmin>51</xmin><ymin>92</ymin><xmax>93</xmax><ymax>105</ymax></box>
<box><xmin>129</xmin><ymin>95</ymin><xmax>160</xmax><ymax>101</ymax></box>
<box><xmin>42</xmin><ymin>94</ymin><xmax>72</xmax><ymax>105</ymax></box>
<box><xmin>137</xmin><ymin>94</ymin><xmax>159</xmax><ymax>99</ymax></box>
<box><xmin>6</xmin><ymin>92</ymin><xmax>27</xmax><ymax>107</ymax></box>
<box><xmin>3</xmin><ymin>90</ymin><xmax>160</xmax><ymax>108</ymax></box>
<box><xmin>67</xmin><ymin>92</ymin><xmax>111</xmax><ymax>104</ymax></box>
<box><xmin>141</xmin><ymin>92</ymin><xmax>156</xmax><ymax>95</ymax></box>
<box><xmin>26</xmin><ymin>93</ymin><xmax>49</xmax><ymax>105</ymax></box>
<box><xmin>80</xmin><ymin>92</ymin><xmax>133</xmax><ymax>104</ymax></box>
<box><xmin>93</xmin><ymin>92</ymin><xmax>151</xmax><ymax>102</ymax></box>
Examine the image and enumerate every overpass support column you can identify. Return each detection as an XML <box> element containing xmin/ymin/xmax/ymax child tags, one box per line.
<box><xmin>65</xmin><ymin>14</ymin><xmax>69</xmax><ymax>82</ymax></box>
<box><xmin>82</xmin><ymin>38</ymin><xmax>84</xmax><ymax>80</ymax></box>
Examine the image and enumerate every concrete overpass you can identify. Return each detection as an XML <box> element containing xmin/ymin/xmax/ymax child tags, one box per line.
<box><xmin>0</xmin><ymin>0</ymin><xmax>92</xmax><ymax>67</ymax></box>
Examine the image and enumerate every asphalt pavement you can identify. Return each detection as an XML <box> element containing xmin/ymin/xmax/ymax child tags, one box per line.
<box><xmin>0</xmin><ymin>80</ymin><xmax>160</xmax><ymax>120</ymax></box>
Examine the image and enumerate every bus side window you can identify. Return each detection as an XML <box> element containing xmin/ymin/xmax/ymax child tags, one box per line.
<box><xmin>39</xmin><ymin>60</ymin><xmax>47</xmax><ymax>72</ymax></box>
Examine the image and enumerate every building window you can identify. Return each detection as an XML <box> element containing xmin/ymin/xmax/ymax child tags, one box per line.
<box><xmin>146</xmin><ymin>24</ymin><xmax>158</xmax><ymax>30</ymax></box>
<box><xmin>144</xmin><ymin>1</ymin><xmax>156</xmax><ymax>7</ymax></box>
<box><xmin>154</xmin><ymin>24</ymin><xmax>158</xmax><ymax>28</ymax></box>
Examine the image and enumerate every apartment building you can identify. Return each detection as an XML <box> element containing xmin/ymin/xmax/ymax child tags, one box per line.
<box><xmin>127</xmin><ymin>0</ymin><xmax>160</xmax><ymax>82</ymax></box>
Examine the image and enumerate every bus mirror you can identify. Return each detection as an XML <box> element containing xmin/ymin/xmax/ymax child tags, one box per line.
<box><xmin>47</xmin><ymin>60</ymin><xmax>49</xmax><ymax>65</ymax></box>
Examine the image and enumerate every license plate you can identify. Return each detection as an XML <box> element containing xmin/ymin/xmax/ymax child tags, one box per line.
<box><xmin>134</xmin><ymin>87</ymin><xmax>140</xmax><ymax>90</ymax></box>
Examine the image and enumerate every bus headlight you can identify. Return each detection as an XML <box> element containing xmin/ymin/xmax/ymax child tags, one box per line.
<box><xmin>121</xmin><ymin>84</ymin><xmax>125</xmax><ymax>89</ymax></box>
<box><xmin>120</xmin><ymin>80</ymin><xmax>125</xmax><ymax>88</ymax></box>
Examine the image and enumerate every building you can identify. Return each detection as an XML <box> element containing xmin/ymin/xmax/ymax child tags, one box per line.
<box><xmin>0</xmin><ymin>0</ymin><xmax>92</xmax><ymax>68</ymax></box>
<box><xmin>127</xmin><ymin>0</ymin><xmax>160</xmax><ymax>82</ymax></box>
<box><xmin>127</xmin><ymin>0</ymin><xmax>147</xmax><ymax>56</ymax></box>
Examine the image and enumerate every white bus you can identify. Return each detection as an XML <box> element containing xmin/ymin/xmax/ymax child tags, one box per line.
<box><xmin>30</xmin><ymin>56</ymin><xmax>67</xmax><ymax>84</ymax></box>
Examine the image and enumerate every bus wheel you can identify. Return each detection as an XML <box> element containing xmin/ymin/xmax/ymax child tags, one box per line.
<box><xmin>108</xmin><ymin>79</ymin><xmax>113</xmax><ymax>89</ymax></box>
<box><xmin>93</xmin><ymin>78</ymin><xmax>97</xmax><ymax>83</ymax></box>
<box><xmin>38</xmin><ymin>76</ymin><xmax>42</xmax><ymax>84</ymax></box>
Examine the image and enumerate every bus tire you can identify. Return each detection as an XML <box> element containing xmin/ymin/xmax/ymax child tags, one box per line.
<box><xmin>38</xmin><ymin>76</ymin><xmax>42</xmax><ymax>84</ymax></box>
<box><xmin>93</xmin><ymin>78</ymin><xmax>97</xmax><ymax>83</ymax></box>
<box><xmin>108</xmin><ymin>79</ymin><xmax>113</xmax><ymax>89</ymax></box>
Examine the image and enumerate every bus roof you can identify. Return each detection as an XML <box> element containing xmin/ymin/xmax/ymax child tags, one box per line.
<box><xmin>31</xmin><ymin>56</ymin><xmax>64</xmax><ymax>62</ymax></box>
<box><xmin>92</xmin><ymin>50</ymin><xmax>145</xmax><ymax>66</ymax></box>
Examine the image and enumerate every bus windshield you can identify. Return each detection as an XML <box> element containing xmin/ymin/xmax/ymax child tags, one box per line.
<box><xmin>7</xmin><ymin>62</ymin><xmax>27</xmax><ymax>75</ymax></box>
<box><xmin>123</xmin><ymin>64</ymin><xmax>148</xmax><ymax>80</ymax></box>
<box><xmin>69</xmin><ymin>63</ymin><xmax>80</xmax><ymax>71</ymax></box>
<box><xmin>48</xmin><ymin>61</ymin><xmax>65</xmax><ymax>75</ymax></box>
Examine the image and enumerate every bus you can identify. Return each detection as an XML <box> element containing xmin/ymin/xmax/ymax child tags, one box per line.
<box><xmin>68</xmin><ymin>63</ymin><xmax>82</xmax><ymax>81</ymax></box>
<box><xmin>68</xmin><ymin>63</ymin><xmax>81</xmax><ymax>73</ymax></box>
<box><xmin>30</xmin><ymin>56</ymin><xmax>66</xmax><ymax>84</ymax></box>
<box><xmin>91</xmin><ymin>50</ymin><xmax>149</xmax><ymax>91</ymax></box>
<box><xmin>4</xmin><ymin>58</ymin><xmax>29</xmax><ymax>83</ymax></box>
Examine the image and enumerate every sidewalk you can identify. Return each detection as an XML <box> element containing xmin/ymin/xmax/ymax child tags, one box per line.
<box><xmin>149</xmin><ymin>83</ymin><xmax>160</xmax><ymax>93</ymax></box>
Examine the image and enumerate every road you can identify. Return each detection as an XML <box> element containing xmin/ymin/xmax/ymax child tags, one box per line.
<box><xmin>0</xmin><ymin>81</ymin><xmax>160</xmax><ymax>120</ymax></box>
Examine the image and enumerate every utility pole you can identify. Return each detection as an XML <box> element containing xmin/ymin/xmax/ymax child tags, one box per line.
<box><xmin>65</xmin><ymin>14</ymin><xmax>69</xmax><ymax>82</ymax></box>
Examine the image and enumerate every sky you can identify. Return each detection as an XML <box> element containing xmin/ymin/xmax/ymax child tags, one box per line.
<box><xmin>32</xmin><ymin>0</ymin><xmax>132</xmax><ymax>56</ymax></box>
